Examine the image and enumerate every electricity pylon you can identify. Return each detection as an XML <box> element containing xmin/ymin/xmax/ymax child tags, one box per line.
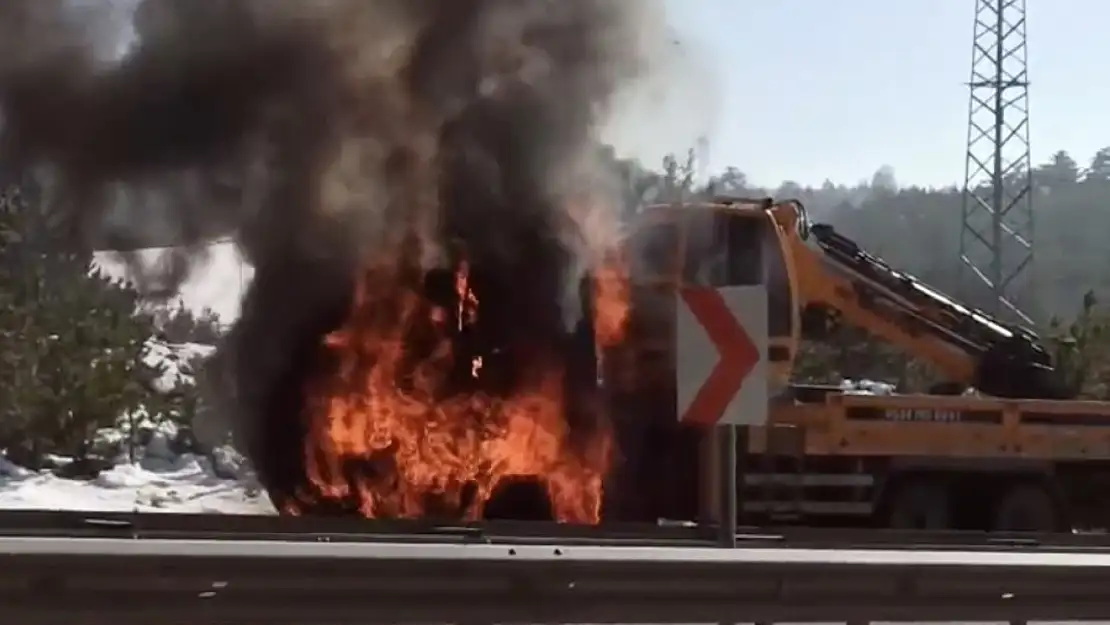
<box><xmin>958</xmin><ymin>0</ymin><xmax>1034</xmax><ymax>323</ymax></box>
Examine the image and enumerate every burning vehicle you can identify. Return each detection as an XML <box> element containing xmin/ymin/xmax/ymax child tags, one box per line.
<box><xmin>0</xmin><ymin>0</ymin><xmax>656</xmax><ymax>523</ymax></box>
<box><xmin>239</xmin><ymin>232</ymin><xmax>630</xmax><ymax>523</ymax></box>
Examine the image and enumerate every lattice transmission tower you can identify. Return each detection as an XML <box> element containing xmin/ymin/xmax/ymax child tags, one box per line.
<box><xmin>958</xmin><ymin>0</ymin><xmax>1034</xmax><ymax>323</ymax></box>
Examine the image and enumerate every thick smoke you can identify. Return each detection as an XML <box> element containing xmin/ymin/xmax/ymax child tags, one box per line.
<box><xmin>0</xmin><ymin>0</ymin><xmax>663</xmax><ymax>514</ymax></box>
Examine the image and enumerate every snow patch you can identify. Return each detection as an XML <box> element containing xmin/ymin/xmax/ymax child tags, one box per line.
<box><xmin>0</xmin><ymin>423</ymin><xmax>274</xmax><ymax>515</ymax></box>
<box><xmin>0</xmin><ymin>418</ymin><xmax>273</xmax><ymax>514</ymax></box>
<box><xmin>0</xmin><ymin>456</ymin><xmax>274</xmax><ymax>514</ymax></box>
<box><xmin>0</xmin><ymin>417</ymin><xmax>273</xmax><ymax>515</ymax></box>
<box><xmin>0</xmin><ymin>337</ymin><xmax>273</xmax><ymax>515</ymax></box>
<box><xmin>840</xmin><ymin>378</ymin><xmax>897</xmax><ymax>395</ymax></box>
<box><xmin>141</xmin><ymin>338</ymin><xmax>215</xmax><ymax>392</ymax></box>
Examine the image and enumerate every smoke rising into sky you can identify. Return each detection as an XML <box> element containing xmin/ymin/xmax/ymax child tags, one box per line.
<box><xmin>0</xmin><ymin>0</ymin><xmax>688</xmax><ymax>486</ymax></box>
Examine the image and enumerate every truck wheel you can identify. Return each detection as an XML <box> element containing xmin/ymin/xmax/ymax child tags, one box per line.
<box><xmin>992</xmin><ymin>483</ymin><xmax>1063</xmax><ymax>532</ymax></box>
<box><xmin>885</xmin><ymin>477</ymin><xmax>950</xmax><ymax>529</ymax></box>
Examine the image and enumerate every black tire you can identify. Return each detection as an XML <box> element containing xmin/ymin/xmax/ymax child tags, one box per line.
<box><xmin>992</xmin><ymin>483</ymin><xmax>1063</xmax><ymax>532</ymax></box>
<box><xmin>885</xmin><ymin>477</ymin><xmax>951</xmax><ymax>529</ymax></box>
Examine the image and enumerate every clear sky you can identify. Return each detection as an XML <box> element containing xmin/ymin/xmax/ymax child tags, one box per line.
<box><xmin>631</xmin><ymin>0</ymin><xmax>1108</xmax><ymax>189</ymax></box>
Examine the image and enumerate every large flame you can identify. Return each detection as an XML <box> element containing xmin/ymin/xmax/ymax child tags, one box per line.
<box><xmin>296</xmin><ymin>244</ymin><xmax>629</xmax><ymax>523</ymax></box>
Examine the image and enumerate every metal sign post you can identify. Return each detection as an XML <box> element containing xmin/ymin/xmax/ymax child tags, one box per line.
<box><xmin>717</xmin><ymin>422</ymin><xmax>738</xmax><ymax>548</ymax></box>
<box><xmin>680</xmin><ymin>285</ymin><xmax>766</xmax><ymax>546</ymax></box>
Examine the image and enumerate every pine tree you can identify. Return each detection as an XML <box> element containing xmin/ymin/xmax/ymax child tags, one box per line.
<box><xmin>157</xmin><ymin>300</ymin><xmax>223</xmax><ymax>345</ymax></box>
<box><xmin>0</xmin><ymin>175</ymin><xmax>164</xmax><ymax>468</ymax></box>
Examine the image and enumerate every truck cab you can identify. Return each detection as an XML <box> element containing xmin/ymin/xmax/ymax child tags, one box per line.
<box><xmin>610</xmin><ymin>197</ymin><xmax>804</xmax><ymax>401</ymax></box>
<box><xmin>600</xmin><ymin>197</ymin><xmax>804</xmax><ymax>523</ymax></box>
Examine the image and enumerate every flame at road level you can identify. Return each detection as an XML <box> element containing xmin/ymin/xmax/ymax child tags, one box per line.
<box><xmin>298</xmin><ymin>255</ymin><xmax>625</xmax><ymax>523</ymax></box>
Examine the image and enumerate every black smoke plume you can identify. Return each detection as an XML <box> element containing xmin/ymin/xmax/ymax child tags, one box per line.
<box><xmin>0</xmin><ymin>0</ymin><xmax>661</xmax><ymax>517</ymax></box>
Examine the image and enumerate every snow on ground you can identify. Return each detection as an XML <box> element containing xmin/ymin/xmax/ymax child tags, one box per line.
<box><xmin>0</xmin><ymin>453</ymin><xmax>276</xmax><ymax>514</ymax></box>
<box><xmin>0</xmin><ymin>337</ymin><xmax>275</xmax><ymax>515</ymax></box>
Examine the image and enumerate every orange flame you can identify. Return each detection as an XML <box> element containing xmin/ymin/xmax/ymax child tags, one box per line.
<box><xmin>592</xmin><ymin>250</ymin><xmax>630</xmax><ymax>348</ymax></box>
<box><xmin>299</xmin><ymin>250</ymin><xmax>626</xmax><ymax>523</ymax></box>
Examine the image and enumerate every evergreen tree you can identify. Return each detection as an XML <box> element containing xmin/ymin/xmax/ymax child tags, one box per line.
<box><xmin>156</xmin><ymin>300</ymin><xmax>224</xmax><ymax>345</ymax></box>
<box><xmin>0</xmin><ymin>176</ymin><xmax>163</xmax><ymax>468</ymax></box>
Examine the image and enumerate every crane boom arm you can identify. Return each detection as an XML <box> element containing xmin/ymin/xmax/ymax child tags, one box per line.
<box><xmin>783</xmin><ymin>220</ymin><xmax>1063</xmax><ymax>399</ymax></box>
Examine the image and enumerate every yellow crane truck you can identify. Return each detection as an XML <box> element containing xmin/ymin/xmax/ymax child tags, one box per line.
<box><xmin>602</xmin><ymin>197</ymin><xmax>1110</xmax><ymax>533</ymax></box>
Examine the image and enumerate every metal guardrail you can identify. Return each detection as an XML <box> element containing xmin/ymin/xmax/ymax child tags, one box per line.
<box><xmin>3</xmin><ymin>419</ymin><xmax>1109</xmax><ymax>625</ymax></box>
<box><xmin>6</xmin><ymin>534</ymin><xmax>1110</xmax><ymax>624</ymax></box>
<box><xmin>5</xmin><ymin>509</ymin><xmax>1110</xmax><ymax>549</ymax></box>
